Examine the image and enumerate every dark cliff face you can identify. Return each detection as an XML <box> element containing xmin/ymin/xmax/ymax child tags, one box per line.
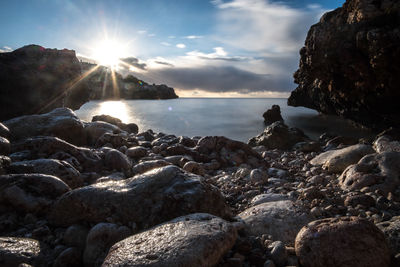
<box><xmin>288</xmin><ymin>0</ymin><xmax>400</xmax><ymax>130</ymax></box>
<box><xmin>0</xmin><ymin>45</ymin><xmax>90</xmax><ymax>121</ymax></box>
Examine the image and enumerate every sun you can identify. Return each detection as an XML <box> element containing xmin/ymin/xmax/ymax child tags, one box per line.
<box><xmin>91</xmin><ymin>39</ymin><xmax>127</xmax><ymax>68</ymax></box>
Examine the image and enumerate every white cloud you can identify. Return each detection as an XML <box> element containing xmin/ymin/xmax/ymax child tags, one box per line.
<box><xmin>168</xmin><ymin>35</ymin><xmax>176</xmax><ymax>39</ymax></box>
<box><xmin>148</xmin><ymin>33</ymin><xmax>156</xmax><ymax>37</ymax></box>
<box><xmin>0</xmin><ymin>46</ymin><xmax>12</xmax><ymax>53</ymax></box>
<box><xmin>186</xmin><ymin>47</ymin><xmax>249</xmax><ymax>61</ymax></box>
<box><xmin>161</xmin><ymin>42</ymin><xmax>171</xmax><ymax>46</ymax></box>
<box><xmin>184</xmin><ymin>35</ymin><xmax>203</xmax><ymax>39</ymax></box>
<box><xmin>176</xmin><ymin>43</ymin><xmax>186</xmax><ymax>49</ymax></box>
<box><xmin>137</xmin><ymin>30</ymin><xmax>147</xmax><ymax>34</ymax></box>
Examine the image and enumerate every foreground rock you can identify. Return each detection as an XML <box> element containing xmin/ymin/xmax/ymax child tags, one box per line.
<box><xmin>295</xmin><ymin>217</ymin><xmax>390</xmax><ymax>267</ymax></box>
<box><xmin>50</xmin><ymin>166</ymin><xmax>231</xmax><ymax>227</ymax></box>
<box><xmin>0</xmin><ymin>44</ymin><xmax>90</xmax><ymax>121</ymax></box>
<box><xmin>377</xmin><ymin>216</ymin><xmax>400</xmax><ymax>257</ymax></box>
<box><xmin>263</xmin><ymin>105</ymin><xmax>283</xmax><ymax>125</ymax></box>
<box><xmin>310</xmin><ymin>144</ymin><xmax>374</xmax><ymax>173</ymax></box>
<box><xmin>238</xmin><ymin>200</ymin><xmax>313</xmax><ymax>244</ymax></box>
<box><xmin>288</xmin><ymin>0</ymin><xmax>400</xmax><ymax>129</ymax></box>
<box><xmin>92</xmin><ymin>114</ymin><xmax>139</xmax><ymax>134</ymax></box>
<box><xmin>103</xmin><ymin>213</ymin><xmax>237</xmax><ymax>267</ymax></box>
<box><xmin>339</xmin><ymin>152</ymin><xmax>400</xmax><ymax>195</ymax></box>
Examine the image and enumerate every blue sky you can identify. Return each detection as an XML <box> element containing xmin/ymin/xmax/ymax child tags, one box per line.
<box><xmin>0</xmin><ymin>0</ymin><xmax>345</xmax><ymax>97</ymax></box>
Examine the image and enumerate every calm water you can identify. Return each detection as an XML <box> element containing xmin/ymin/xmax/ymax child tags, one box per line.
<box><xmin>75</xmin><ymin>98</ymin><xmax>374</xmax><ymax>142</ymax></box>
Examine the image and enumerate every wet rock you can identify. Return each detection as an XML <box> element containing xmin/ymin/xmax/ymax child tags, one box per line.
<box><xmin>49</xmin><ymin>166</ymin><xmax>231</xmax><ymax>227</ymax></box>
<box><xmin>248</xmin><ymin>121</ymin><xmax>308</xmax><ymax>150</ymax></box>
<box><xmin>103</xmin><ymin>213</ymin><xmax>237</xmax><ymax>267</ymax></box>
<box><xmin>84</xmin><ymin>223</ymin><xmax>131</xmax><ymax>267</ymax></box>
<box><xmin>84</xmin><ymin>121</ymin><xmax>122</xmax><ymax>146</ymax></box>
<box><xmin>105</xmin><ymin>149</ymin><xmax>132</xmax><ymax>172</ymax></box>
<box><xmin>377</xmin><ymin>216</ymin><xmax>400</xmax><ymax>256</ymax></box>
<box><xmin>0</xmin><ymin>137</ymin><xmax>10</xmax><ymax>156</ymax></box>
<box><xmin>63</xmin><ymin>224</ymin><xmax>89</xmax><ymax>249</ymax></box>
<box><xmin>310</xmin><ymin>144</ymin><xmax>374</xmax><ymax>173</ymax></box>
<box><xmin>339</xmin><ymin>152</ymin><xmax>400</xmax><ymax>195</ymax></box>
<box><xmin>0</xmin><ymin>122</ymin><xmax>10</xmax><ymax>138</ymax></box>
<box><xmin>238</xmin><ymin>200</ymin><xmax>313</xmax><ymax>244</ymax></box>
<box><xmin>0</xmin><ymin>174</ymin><xmax>70</xmax><ymax>214</ymax></box>
<box><xmin>374</xmin><ymin>135</ymin><xmax>400</xmax><ymax>153</ymax></box>
<box><xmin>3</xmin><ymin>108</ymin><xmax>86</xmax><ymax>146</ymax></box>
<box><xmin>263</xmin><ymin>105</ymin><xmax>283</xmax><ymax>125</ymax></box>
<box><xmin>126</xmin><ymin>146</ymin><xmax>148</xmax><ymax>159</ymax></box>
<box><xmin>295</xmin><ymin>217</ymin><xmax>390</xmax><ymax>267</ymax></box>
<box><xmin>0</xmin><ymin>155</ymin><xmax>10</xmax><ymax>175</ymax></box>
<box><xmin>131</xmin><ymin>159</ymin><xmax>171</xmax><ymax>175</ymax></box>
<box><xmin>53</xmin><ymin>247</ymin><xmax>81</xmax><ymax>267</ymax></box>
<box><xmin>92</xmin><ymin>114</ymin><xmax>138</xmax><ymax>134</ymax></box>
<box><xmin>9</xmin><ymin>159</ymin><xmax>82</xmax><ymax>188</ymax></box>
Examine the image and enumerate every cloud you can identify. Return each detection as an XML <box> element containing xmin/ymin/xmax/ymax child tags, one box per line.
<box><xmin>161</xmin><ymin>42</ymin><xmax>171</xmax><ymax>46</ymax></box>
<box><xmin>119</xmin><ymin>57</ymin><xmax>147</xmax><ymax>70</ymax></box>
<box><xmin>147</xmin><ymin>33</ymin><xmax>156</xmax><ymax>37</ymax></box>
<box><xmin>154</xmin><ymin>61</ymin><xmax>174</xmax><ymax>67</ymax></box>
<box><xmin>176</xmin><ymin>43</ymin><xmax>186</xmax><ymax>49</ymax></box>
<box><xmin>0</xmin><ymin>46</ymin><xmax>12</xmax><ymax>53</ymax></box>
<box><xmin>168</xmin><ymin>35</ymin><xmax>176</xmax><ymax>39</ymax></box>
<box><xmin>184</xmin><ymin>35</ymin><xmax>203</xmax><ymax>39</ymax></box>
<box><xmin>186</xmin><ymin>47</ymin><xmax>249</xmax><ymax>61</ymax></box>
<box><xmin>137</xmin><ymin>30</ymin><xmax>147</xmax><ymax>34</ymax></box>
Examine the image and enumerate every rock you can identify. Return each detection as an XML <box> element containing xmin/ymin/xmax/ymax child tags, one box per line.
<box><xmin>0</xmin><ymin>137</ymin><xmax>10</xmax><ymax>155</ymax></box>
<box><xmin>288</xmin><ymin>0</ymin><xmax>400</xmax><ymax>129</ymax></box>
<box><xmin>49</xmin><ymin>165</ymin><xmax>231</xmax><ymax>227</ymax></box>
<box><xmin>0</xmin><ymin>122</ymin><xmax>10</xmax><ymax>138</ymax></box>
<box><xmin>374</xmin><ymin>135</ymin><xmax>400</xmax><ymax>153</ymax></box>
<box><xmin>103</xmin><ymin>213</ymin><xmax>237</xmax><ymax>267</ymax></box>
<box><xmin>105</xmin><ymin>149</ymin><xmax>132</xmax><ymax>172</ymax></box>
<box><xmin>83</xmin><ymin>223</ymin><xmax>131</xmax><ymax>267</ymax></box>
<box><xmin>263</xmin><ymin>105</ymin><xmax>283</xmax><ymax>125</ymax></box>
<box><xmin>310</xmin><ymin>144</ymin><xmax>374</xmax><ymax>173</ymax></box>
<box><xmin>3</xmin><ymin>108</ymin><xmax>86</xmax><ymax>146</ymax></box>
<box><xmin>84</xmin><ymin>121</ymin><xmax>122</xmax><ymax>146</ymax></box>
<box><xmin>0</xmin><ymin>174</ymin><xmax>70</xmax><ymax>214</ymax></box>
<box><xmin>0</xmin><ymin>156</ymin><xmax>11</xmax><ymax>175</ymax></box>
<box><xmin>344</xmin><ymin>193</ymin><xmax>375</xmax><ymax>208</ymax></box>
<box><xmin>131</xmin><ymin>159</ymin><xmax>171</xmax><ymax>175</ymax></box>
<box><xmin>269</xmin><ymin>241</ymin><xmax>287</xmax><ymax>267</ymax></box>
<box><xmin>125</xmin><ymin>146</ymin><xmax>148</xmax><ymax>159</ymax></box>
<box><xmin>267</xmin><ymin>168</ymin><xmax>288</xmax><ymax>178</ymax></box>
<box><xmin>182</xmin><ymin>161</ymin><xmax>205</xmax><ymax>176</ymax></box>
<box><xmin>249</xmin><ymin>169</ymin><xmax>268</xmax><ymax>183</ymax></box>
<box><xmin>92</xmin><ymin>114</ymin><xmax>139</xmax><ymax>134</ymax></box>
<box><xmin>264</xmin><ymin>260</ymin><xmax>276</xmax><ymax>267</ymax></box>
<box><xmin>251</xmin><ymin>193</ymin><xmax>288</xmax><ymax>206</ymax></box>
<box><xmin>248</xmin><ymin>121</ymin><xmax>308</xmax><ymax>150</ymax></box>
<box><xmin>0</xmin><ymin>45</ymin><xmax>90</xmax><ymax>121</ymax></box>
<box><xmin>63</xmin><ymin>224</ymin><xmax>89</xmax><ymax>249</ymax></box>
<box><xmin>295</xmin><ymin>217</ymin><xmax>390</xmax><ymax>267</ymax></box>
<box><xmin>377</xmin><ymin>216</ymin><xmax>400</xmax><ymax>256</ymax></box>
<box><xmin>238</xmin><ymin>200</ymin><xmax>313</xmax><ymax>244</ymax></box>
<box><xmin>339</xmin><ymin>152</ymin><xmax>400</xmax><ymax>195</ymax></box>
<box><xmin>293</xmin><ymin>141</ymin><xmax>321</xmax><ymax>153</ymax></box>
<box><xmin>9</xmin><ymin>159</ymin><xmax>82</xmax><ymax>188</ymax></box>
<box><xmin>53</xmin><ymin>247</ymin><xmax>81</xmax><ymax>267</ymax></box>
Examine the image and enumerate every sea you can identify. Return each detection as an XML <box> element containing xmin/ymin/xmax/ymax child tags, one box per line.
<box><xmin>75</xmin><ymin>98</ymin><xmax>374</xmax><ymax>142</ymax></box>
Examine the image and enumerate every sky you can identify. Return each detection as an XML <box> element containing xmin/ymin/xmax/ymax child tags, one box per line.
<box><xmin>0</xmin><ymin>0</ymin><xmax>345</xmax><ymax>97</ymax></box>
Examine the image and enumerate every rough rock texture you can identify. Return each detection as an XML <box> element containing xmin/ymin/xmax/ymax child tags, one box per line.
<box><xmin>0</xmin><ymin>137</ymin><xmax>10</xmax><ymax>155</ymax></box>
<box><xmin>339</xmin><ymin>151</ymin><xmax>400</xmax><ymax>195</ymax></box>
<box><xmin>4</xmin><ymin>108</ymin><xmax>86</xmax><ymax>146</ymax></box>
<box><xmin>310</xmin><ymin>144</ymin><xmax>374</xmax><ymax>173</ymax></box>
<box><xmin>103</xmin><ymin>213</ymin><xmax>237</xmax><ymax>267</ymax></box>
<box><xmin>49</xmin><ymin>166</ymin><xmax>231</xmax><ymax>227</ymax></box>
<box><xmin>295</xmin><ymin>217</ymin><xmax>391</xmax><ymax>267</ymax></box>
<box><xmin>84</xmin><ymin>121</ymin><xmax>122</xmax><ymax>146</ymax></box>
<box><xmin>288</xmin><ymin>0</ymin><xmax>400</xmax><ymax>129</ymax></box>
<box><xmin>374</xmin><ymin>135</ymin><xmax>400</xmax><ymax>153</ymax></box>
<box><xmin>377</xmin><ymin>216</ymin><xmax>400</xmax><ymax>256</ymax></box>
<box><xmin>0</xmin><ymin>45</ymin><xmax>90</xmax><ymax>121</ymax></box>
<box><xmin>238</xmin><ymin>200</ymin><xmax>313</xmax><ymax>244</ymax></box>
<box><xmin>263</xmin><ymin>105</ymin><xmax>283</xmax><ymax>125</ymax></box>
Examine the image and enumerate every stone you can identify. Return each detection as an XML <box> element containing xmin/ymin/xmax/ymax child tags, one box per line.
<box><xmin>84</xmin><ymin>121</ymin><xmax>122</xmax><ymax>146</ymax></box>
<box><xmin>374</xmin><ymin>135</ymin><xmax>400</xmax><ymax>153</ymax></box>
<box><xmin>126</xmin><ymin>146</ymin><xmax>148</xmax><ymax>159</ymax></box>
<box><xmin>293</xmin><ymin>141</ymin><xmax>321</xmax><ymax>153</ymax></box>
<box><xmin>105</xmin><ymin>149</ymin><xmax>132</xmax><ymax>172</ymax></box>
<box><xmin>0</xmin><ymin>156</ymin><xmax>11</xmax><ymax>175</ymax></box>
<box><xmin>339</xmin><ymin>152</ymin><xmax>400</xmax><ymax>195</ymax></box>
<box><xmin>238</xmin><ymin>200</ymin><xmax>313</xmax><ymax>244</ymax></box>
<box><xmin>9</xmin><ymin>159</ymin><xmax>82</xmax><ymax>189</ymax></box>
<box><xmin>182</xmin><ymin>161</ymin><xmax>205</xmax><ymax>176</ymax></box>
<box><xmin>0</xmin><ymin>122</ymin><xmax>10</xmax><ymax>138</ymax></box>
<box><xmin>248</xmin><ymin>121</ymin><xmax>308</xmax><ymax>150</ymax></box>
<box><xmin>295</xmin><ymin>217</ymin><xmax>390</xmax><ymax>267</ymax></box>
<box><xmin>249</xmin><ymin>169</ymin><xmax>268</xmax><ymax>183</ymax></box>
<box><xmin>3</xmin><ymin>108</ymin><xmax>86</xmax><ymax>146</ymax></box>
<box><xmin>310</xmin><ymin>144</ymin><xmax>374</xmax><ymax>173</ymax></box>
<box><xmin>251</xmin><ymin>193</ymin><xmax>288</xmax><ymax>206</ymax></box>
<box><xmin>49</xmin><ymin>166</ymin><xmax>231</xmax><ymax>227</ymax></box>
<box><xmin>344</xmin><ymin>194</ymin><xmax>375</xmax><ymax>208</ymax></box>
<box><xmin>0</xmin><ymin>174</ymin><xmax>70</xmax><ymax>214</ymax></box>
<box><xmin>103</xmin><ymin>213</ymin><xmax>237</xmax><ymax>267</ymax></box>
<box><xmin>377</xmin><ymin>216</ymin><xmax>400</xmax><ymax>256</ymax></box>
<box><xmin>0</xmin><ymin>45</ymin><xmax>90</xmax><ymax>121</ymax></box>
<box><xmin>83</xmin><ymin>223</ymin><xmax>131</xmax><ymax>267</ymax></box>
<box><xmin>288</xmin><ymin>0</ymin><xmax>400</xmax><ymax>130</ymax></box>
<box><xmin>0</xmin><ymin>137</ymin><xmax>10</xmax><ymax>155</ymax></box>
<box><xmin>269</xmin><ymin>241</ymin><xmax>287</xmax><ymax>267</ymax></box>
<box><xmin>53</xmin><ymin>247</ymin><xmax>82</xmax><ymax>267</ymax></box>
<box><xmin>263</xmin><ymin>105</ymin><xmax>283</xmax><ymax>125</ymax></box>
<box><xmin>63</xmin><ymin>224</ymin><xmax>89</xmax><ymax>249</ymax></box>
<box><xmin>92</xmin><ymin>114</ymin><xmax>139</xmax><ymax>134</ymax></box>
<box><xmin>131</xmin><ymin>159</ymin><xmax>171</xmax><ymax>175</ymax></box>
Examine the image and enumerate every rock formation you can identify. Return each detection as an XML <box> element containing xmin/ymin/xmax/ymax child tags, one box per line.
<box><xmin>0</xmin><ymin>45</ymin><xmax>90</xmax><ymax>121</ymax></box>
<box><xmin>288</xmin><ymin>0</ymin><xmax>400</xmax><ymax>130</ymax></box>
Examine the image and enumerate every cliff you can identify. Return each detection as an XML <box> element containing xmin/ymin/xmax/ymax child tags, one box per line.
<box><xmin>0</xmin><ymin>45</ymin><xmax>90</xmax><ymax>121</ymax></box>
<box><xmin>288</xmin><ymin>0</ymin><xmax>400</xmax><ymax>130</ymax></box>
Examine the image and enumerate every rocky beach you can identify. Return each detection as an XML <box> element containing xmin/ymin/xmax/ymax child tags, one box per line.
<box><xmin>1</xmin><ymin>0</ymin><xmax>400</xmax><ymax>266</ymax></box>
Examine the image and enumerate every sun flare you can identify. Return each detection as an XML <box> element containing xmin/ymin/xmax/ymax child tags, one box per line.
<box><xmin>91</xmin><ymin>39</ymin><xmax>127</xmax><ymax>68</ymax></box>
<box><xmin>98</xmin><ymin>101</ymin><xmax>130</xmax><ymax>122</ymax></box>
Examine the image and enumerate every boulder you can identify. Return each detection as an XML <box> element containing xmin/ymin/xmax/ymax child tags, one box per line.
<box><xmin>92</xmin><ymin>114</ymin><xmax>139</xmax><ymax>134</ymax></box>
<box><xmin>63</xmin><ymin>224</ymin><xmax>90</xmax><ymax>249</ymax></box>
<box><xmin>0</xmin><ymin>122</ymin><xmax>10</xmax><ymax>138</ymax></box>
<box><xmin>263</xmin><ymin>105</ymin><xmax>283</xmax><ymax>125</ymax></box>
<box><xmin>49</xmin><ymin>166</ymin><xmax>231</xmax><ymax>227</ymax></box>
<box><xmin>53</xmin><ymin>247</ymin><xmax>82</xmax><ymax>267</ymax></box>
<box><xmin>238</xmin><ymin>200</ymin><xmax>313</xmax><ymax>244</ymax></box>
<box><xmin>131</xmin><ymin>159</ymin><xmax>171</xmax><ymax>175</ymax></box>
<box><xmin>83</xmin><ymin>223</ymin><xmax>131</xmax><ymax>267</ymax></box>
<box><xmin>103</xmin><ymin>213</ymin><xmax>237</xmax><ymax>267</ymax></box>
<box><xmin>0</xmin><ymin>137</ymin><xmax>10</xmax><ymax>155</ymax></box>
<box><xmin>295</xmin><ymin>217</ymin><xmax>390</xmax><ymax>267</ymax></box>
<box><xmin>0</xmin><ymin>156</ymin><xmax>11</xmax><ymax>175</ymax></box>
<box><xmin>125</xmin><ymin>146</ymin><xmax>148</xmax><ymax>159</ymax></box>
<box><xmin>377</xmin><ymin>216</ymin><xmax>400</xmax><ymax>256</ymax></box>
<box><xmin>104</xmin><ymin>149</ymin><xmax>132</xmax><ymax>172</ymax></box>
<box><xmin>3</xmin><ymin>108</ymin><xmax>86</xmax><ymax>146</ymax></box>
<box><xmin>9</xmin><ymin>159</ymin><xmax>82</xmax><ymax>188</ymax></box>
<box><xmin>0</xmin><ymin>45</ymin><xmax>90</xmax><ymax>121</ymax></box>
<box><xmin>374</xmin><ymin>135</ymin><xmax>400</xmax><ymax>153</ymax></box>
<box><xmin>288</xmin><ymin>0</ymin><xmax>400</xmax><ymax>129</ymax></box>
<box><xmin>84</xmin><ymin>121</ymin><xmax>122</xmax><ymax>146</ymax></box>
<box><xmin>248</xmin><ymin>121</ymin><xmax>308</xmax><ymax>150</ymax></box>
<box><xmin>0</xmin><ymin>174</ymin><xmax>70</xmax><ymax>214</ymax></box>
<box><xmin>310</xmin><ymin>144</ymin><xmax>374</xmax><ymax>173</ymax></box>
<box><xmin>339</xmin><ymin>152</ymin><xmax>400</xmax><ymax>195</ymax></box>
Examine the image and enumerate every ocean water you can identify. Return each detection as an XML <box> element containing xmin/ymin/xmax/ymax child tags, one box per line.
<box><xmin>75</xmin><ymin>98</ymin><xmax>374</xmax><ymax>142</ymax></box>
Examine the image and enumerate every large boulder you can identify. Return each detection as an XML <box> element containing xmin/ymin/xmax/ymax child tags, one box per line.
<box><xmin>0</xmin><ymin>45</ymin><xmax>90</xmax><ymax>121</ymax></box>
<box><xmin>3</xmin><ymin>108</ymin><xmax>86</xmax><ymax>146</ymax></box>
<box><xmin>103</xmin><ymin>213</ymin><xmax>237</xmax><ymax>267</ymax></box>
<box><xmin>84</xmin><ymin>121</ymin><xmax>122</xmax><ymax>146</ymax></box>
<box><xmin>374</xmin><ymin>135</ymin><xmax>400</xmax><ymax>153</ymax></box>
<box><xmin>295</xmin><ymin>217</ymin><xmax>390</xmax><ymax>267</ymax></box>
<box><xmin>377</xmin><ymin>216</ymin><xmax>400</xmax><ymax>256</ymax></box>
<box><xmin>288</xmin><ymin>0</ymin><xmax>400</xmax><ymax>129</ymax></box>
<box><xmin>92</xmin><ymin>114</ymin><xmax>139</xmax><ymax>134</ymax></box>
<box><xmin>310</xmin><ymin>144</ymin><xmax>374</xmax><ymax>173</ymax></box>
<box><xmin>263</xmin><ymin>105</ymin><xmax>283</xmax><ymax>125</ymax></box>
<box><xmin>49</xmin><ymin>165</ymin><xmax>231</xmax><ymax>227</ymax></box>
<box><xmin>238</xmin><ymin>200</ymin><xmax>313</xmax><ymax>244</ymax></box>
<box><xmin>0</xmin><ymin>174</ymin><xmax>70</xmax><ymax>214</ymax></box>
<box><xmin>339</xmin><ymin>151</ymin><xmax>400</xmax><ymax>195</ymax></box>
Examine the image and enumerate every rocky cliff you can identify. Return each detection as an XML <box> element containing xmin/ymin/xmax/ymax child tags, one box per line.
<box><xmin>288</xmin><ymin>0</ymin><xmax>400</xmax><ymax>130</ymax></box>
<box><xmin>0</xmin><ymin>45</ymin><xmax>90</xmax><ymax>121</ymax></box>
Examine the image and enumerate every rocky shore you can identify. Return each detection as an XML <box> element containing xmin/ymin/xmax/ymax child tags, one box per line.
<box><xmin>0</xmin><ymin>107</ymin><xmax>399</xmax><ymax>267</ymax></box>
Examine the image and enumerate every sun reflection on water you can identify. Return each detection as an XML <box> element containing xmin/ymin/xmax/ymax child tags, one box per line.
<box><xmin>97</xmin><ymin>101</ymin><xmax>130</xmax><ymax>123</ymax></box>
